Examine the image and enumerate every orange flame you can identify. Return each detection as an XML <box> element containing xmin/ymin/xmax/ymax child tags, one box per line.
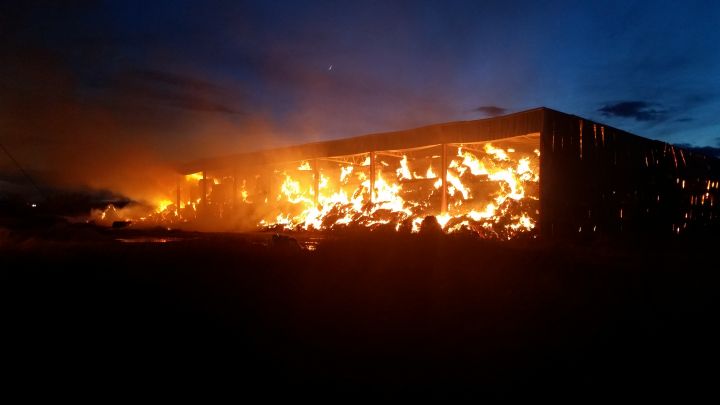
<box><xmin>110</xmin><ymin>136</ymin><xmax>541</xmax><ymax>239</ymax></box>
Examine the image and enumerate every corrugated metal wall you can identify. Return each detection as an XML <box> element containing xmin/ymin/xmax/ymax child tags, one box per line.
<box><xmin>540</xmin><ymin>110</ymin><xmax>720</xmax><ymax>237</ymax></box>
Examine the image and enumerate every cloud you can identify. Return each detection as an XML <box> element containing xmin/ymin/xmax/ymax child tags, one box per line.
<box><xmin>474</xmin><ymin>106</ymin><xmax>507</xmax><ymax>117</ymax></box>
<box><xmin>598</xmin><ymin>101</ymin><xmax>667</xmax><ymax>122</ymax></box>
<box><xmin>128</xmin><ymin>69</ymin><xmax>220</xmax><ymax>92</ymax></box>
<box><xmin>675</xmin><ymin>143</ymin><xmax>720</xmax><ymax>159</ymax></box>
<box><xmin>111</xmin><ymin>69</ymin><xmax>244</xmax><ymax>115</ymax></box>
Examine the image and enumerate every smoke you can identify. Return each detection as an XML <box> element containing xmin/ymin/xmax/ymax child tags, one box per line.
<box><xmin>0</xmin><ymin>4</ymin><xmax>288</xmax><ymax>209</ymax></box>
<box><xmin>0</xmin><ymin>63</ymin><xmax>173</xmax><ymax>205</ymax></box>
<box><xmin>0</xmin><ymin>1</ymin><xmax>514</xmax><ymax>215</ymax></box>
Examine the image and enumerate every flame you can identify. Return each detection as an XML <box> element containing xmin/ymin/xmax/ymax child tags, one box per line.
<box><xmin>446</xmin><ymin>172</ymin><xmax>469</xmax><ymax>199</ymax></box>
<box><xmin>186</xmin><ymin>172</ymin><xmax>203</xmax><ymax>182</ymax></box>
<box><xmin>484</xmin><ymin>143</ymin><xmax>509</xmax><ymax>161</ymax></box>
<box><xmin>240</xmin><ymin>179</ymin><xmax>249</xmax><ymax>202</ymax></box>
<box><xmin>278</xmin><ymin>172</ymin><xmax>314</xmax><ymax>205</ymax></box>
<box><xmin>397</xmin><ymin>155</ymin><xmax>412</xmax><ymax>180</ymax></box>
<box><xmin>115</xmin><ymin>137</ymin><xmax>541</xmax><ymax>239</ymax></box>
<box><xmin>436</xmin><ymin>213</ymin><xmax>452</xmax><ymax>228</ymax></box>
<box><xmin>258</xmin><ymin>141</ymin><xmax>540</xmax><ymax>238</ymax></box>
<box><xmin>155</xmin><ymin>199</ymin><xmax>174</xmax><ymax>213</ymax></box>
<box><xmin>458</xmin><ymin>147</ymin><xmax>488</xmax><ymax>175</ymax></box>
<box><xmin>340</xmin><ymin>165</ymin><xmax>354</xmax><ymax>182</ymax></box>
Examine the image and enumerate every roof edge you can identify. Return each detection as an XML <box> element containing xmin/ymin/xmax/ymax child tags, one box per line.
<box><xmin>176</xmin><ymin>107</ymin><xmax>551</xmax><ymax>174</ymax></box>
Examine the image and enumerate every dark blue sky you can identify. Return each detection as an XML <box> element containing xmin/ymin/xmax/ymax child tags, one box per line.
<box><xmin>1</xmin><ymin>0</ymin><xmax>719</xmax><ymax>185</ymax></box>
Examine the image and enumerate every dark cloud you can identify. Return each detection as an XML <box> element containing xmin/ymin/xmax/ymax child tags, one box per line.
<box><xmin>110</xmin><ymin>69</ymin><xmax>244</xmax><ymax>115</ymax></box>
<box><xmin>674</xmin><ymin>117</ymin><xmax>694</xmax><ymax>123</ymax></box>
<box><xmin>598</xmin><ymin>101</ymin><xmax>667</xmax><ymax>122</ymax></box>
<box><xmin>474</xmin><ymin>106</ymin><xmax>507</xmax><ymax>117</ymax></box>
<box><xmin>128</xmin><ymin>69</ymin><xmax>219</xmax><ymax>92</ymax></box>
<box><xmin>675</xmin><ymin>144</ymin><xmax>720</xmax><ymax>159</ymax></box>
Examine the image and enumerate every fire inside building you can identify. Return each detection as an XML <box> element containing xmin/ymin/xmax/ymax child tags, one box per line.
<box><xmin>137</xmin><ymin>107</ymin><xmax>719</xmax><ymax>238</ymax></box>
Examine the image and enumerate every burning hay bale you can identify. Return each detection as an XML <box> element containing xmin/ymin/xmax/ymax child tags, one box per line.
<box><xmin>228</xmin><ymin>140</ymin><xmax>541</xmax><ymax>238</ymax></box>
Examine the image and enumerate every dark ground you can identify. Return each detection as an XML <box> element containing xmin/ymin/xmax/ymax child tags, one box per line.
<box><xmin>2</xmin><ymin>222</ymin><xmax>718</xmax><ymax>399</ymax></box>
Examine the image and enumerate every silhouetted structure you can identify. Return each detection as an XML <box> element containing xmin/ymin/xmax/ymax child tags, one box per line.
<box><xmin>179</xmin><ymin>108</ymin><xmax>720</xmax><ymax>237</ymax></box>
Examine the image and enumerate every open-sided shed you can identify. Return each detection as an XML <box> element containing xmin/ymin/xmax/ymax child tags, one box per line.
<box><xmin>177</xmin><ymin>108</ymin><xmax>720</xmax><ymax>237</ymax></box>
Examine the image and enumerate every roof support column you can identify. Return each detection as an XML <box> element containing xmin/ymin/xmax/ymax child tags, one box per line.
<box><xmin>232</xmin><ymin>167</ymin><xmax>238</xmax><ymax>210</ymax></box>
<box><xmin>313</xmin><ymin>159</ymin><xmax>320</xmax><ymax>207</ymax></box>
<box><xmin>176</xmin><ymin>176</ymin><xmax>181</xmax><ymax>216</ymax></box>
<box><xmin>202</xmin><ymin>170</ymin><xmax>207</xmax><ymax>209</ymax></box>
<box><xmin>441</xmin><ymin>143</ymin><xmax>448</xmax><ymax>214</ymax></box>
<box><xmin>175</xmin><ymin>176</ymin><xmax>183</xmax><ymax>216</ymax></box>
<box><xmin>369</xmin><ymin>152</ymin><xmax>376</xmax><ymax>203</ymax></box>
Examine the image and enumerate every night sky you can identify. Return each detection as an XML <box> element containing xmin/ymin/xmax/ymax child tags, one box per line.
<box><xmin>1</xmin><ymin>0</ymin><xmax>719</xmax><ymax>198</ymax></box>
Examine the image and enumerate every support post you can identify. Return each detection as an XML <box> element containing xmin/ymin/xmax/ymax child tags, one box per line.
<box><xmin>441</xmin><ymin>144</ymin><xmax>448</xmax><ymax>214</ymax></box>
<box><xmin>369</xmin><ymin>152</ymin><xmax>376</xmax><ymax>202</ymax></box>
<box><xmin>176</xmin><ymin>176</ymin><xmax>181</xmax><ymax>216</ymax></box>
<box><xmin>313</xmin><ymin>159</ymin><xmax>320</xmax><ymax>206</ymax></box>
<box><xmin>232</xmin><ymin>167</ymin><xmax>238</xmax><ymax>210</ymax></box>
<box><xmin>202</xmin><ymin>170</ymin><xmax>207</xmax><ymax>208</ymax></box>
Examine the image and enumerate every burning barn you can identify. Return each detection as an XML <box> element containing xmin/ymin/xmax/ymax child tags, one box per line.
<box><xmin>168</xmin><ymin>107</ymin><xmax>719</xmax><ymax>238</ymax></box>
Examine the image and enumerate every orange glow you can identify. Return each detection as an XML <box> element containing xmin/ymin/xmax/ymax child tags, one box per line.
<box><xmin>297</xmin><ymin>161</ymin><xmax>312</xmax><ymax>171</ymax></box>
<box><xmin>96</xmin><ymin>135</ymin><xmax>542</xmax><ymax>239</ymax></box>
<box><xmin>155</xmin><ymin>199</ymin><xmax>174</xmax><ymax>213</ymax></box>
<box><xmin>185</xmin><ymin>172</ymin><xmax>203</xmax><ymax>182</ymax></box>
<box><xmin>257</xmin><ymin>138</ymin><xmax>540</xmax><ymax>238</ymax></box>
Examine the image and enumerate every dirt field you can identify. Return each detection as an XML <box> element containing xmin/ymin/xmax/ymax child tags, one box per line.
<box><xmin>2</xmin><ymin>224</ymin><xmax>718</xmax><ymax>398</ymax></box>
